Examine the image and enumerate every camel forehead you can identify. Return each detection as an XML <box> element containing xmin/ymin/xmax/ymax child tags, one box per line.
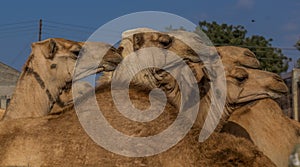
<box><xmin>217</xmin><ymin>46</ymin><xmax>254</xmax><ymax>57</ymax></box>
<box><xmin>216</xmin><ymin>46</ymin><xmax>260</xmax><ymax>69</ymax></box>
<box><xmin>228</xmin><ymin>67</ymin><xmax>248</xmax><ymax>78</ymax></box>
<box><xmin>228</xmin><ymin>66</ymin><xmax>278</xmax><ymax>79</ymax></box>
<box><xmin>55</xmin><ymin>38</ymin><xmax>82</xmax><ymax>50</ymax></box>
<box><xmin>246</xmin><ymin>68</ymin><xmax>281</xmax><ymax>79</ymax></box>
<box><xmin>32</xmin><ymin>38</ymin><xmax>81</xmax><ymax>50</ymax></box>
<box><xmin>122</xmin><ymin>27</ymin><xmax>157</xmax><ymax>38</ymax></box>
<box><xmin>132</xmin><ymin>32</ymin><xmax>204</xmax><ymax>58</ymax></box>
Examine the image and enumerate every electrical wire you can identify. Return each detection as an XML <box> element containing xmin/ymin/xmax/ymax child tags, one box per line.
<box><xmin>0</xmin><ymin>19</ymin><xmax>298</xmax><ymax>65</ymax></box>
<box><xmin>43</xmin><ymin>25</ymin><xmax>93</xmax><ymax>34</ymax></box>
<box><xmin>44</xmin><ymin>20</ymin><xmax>96</xmax><ymax>31</ymax></box>
<box><xmin>0</xmin><ymin>31</ymin><xmax>37</xmax><ymax>40</ymax></box>
<box><xmin>0</xmin><ymin>25</ymin><xmax>36</xmax><ymax>31</ymax></box>
<box><xmin>0</xmin><ymin>20</ymin><xmax>36</xmax><ymax>27</ymax></box>
<box><xmin>9</xmin><ymin>34</ymin><xmax>37</xmax><ymax>67</ymax></box>
<box><xmin>43</xmin><ymin>31</ymin><xmax>88</xmax><ymax>41</ymax></box>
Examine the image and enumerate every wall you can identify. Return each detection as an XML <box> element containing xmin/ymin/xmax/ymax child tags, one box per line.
<box><xmin>0</xmin><ymin>62</ymin><xmax>20</xmax><ymax>109</ymax></box>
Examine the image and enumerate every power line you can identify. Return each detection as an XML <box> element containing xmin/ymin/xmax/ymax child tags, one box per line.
<box><xmin>0</xmin><ymin>31</ymin><xmax>37</xmax><ymax>40</ymax></box>
<box><xmin>0</xmin><ymin>20</ymin><xmax>36</xmax><ymax>27</ymax></box>
<box><xmin>43</xmin><ymin>31</ymin><xmax>88</xmax><ymax>41</ymax></box>
<box><xmin>44</xmin><ymin>19</ymin><xmax>123</xmax><ymax>34</ymax></box>
<box><xmin>0</xmin><ymin>28</ymin><xmax>37</xmax><ymax>35</ymax></box>
<box><xmin>43</xmin><ymin>26</ymin><xmax>122</xmax><ymax>38</ymax></box>
<box><xmin>43</xmin><ymin>25</ymin><xmax>94</xmax><ymax>34</ymax></box>
<box><xmin>0</xmin><ymin>25</ymin><xmax>36</xmax><ymax>31</ymax></box>
<box><xmin>44</xmin><ymin>20</ymin><xmax>97</xmax><ymax>31</ymax></box>
<box><xmin>10</xmin><ymin>34</ymin><xmax>37</xmax><ymax>67</ymax></box>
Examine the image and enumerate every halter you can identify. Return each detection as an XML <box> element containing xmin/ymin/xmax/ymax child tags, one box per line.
<box><xmin>25</xmin><ymin>66</ymin><xmax>56</xmax><ymax>112</ymax></box>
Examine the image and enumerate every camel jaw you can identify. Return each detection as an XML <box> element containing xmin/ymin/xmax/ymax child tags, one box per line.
<box><xmin>73</xmin><ymin>66</ymin><xmax>104</xmax><ymax>82</ymax></box>
<box><xmin>236</xmin><ymin>92</ymin><xmax>284</xmax><ymax>104</ymax></box>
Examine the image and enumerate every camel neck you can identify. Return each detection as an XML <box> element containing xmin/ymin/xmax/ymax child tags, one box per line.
<box><xmin>24</xmin><ymin>66</ymin><xmax>55</xmax><ymax>110</ymax></box>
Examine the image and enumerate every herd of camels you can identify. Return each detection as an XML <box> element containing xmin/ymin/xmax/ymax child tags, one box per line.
<box><xmin>0</xmin><ymin>28</ymin><xmax>299</xmax><ymax>167</ymax></box>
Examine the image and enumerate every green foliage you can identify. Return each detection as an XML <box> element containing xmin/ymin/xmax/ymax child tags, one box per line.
<box><xmin>195</xmin><ymin>21</ymin><xmax>290</xmax><ymax>74</ymax></box>
<box><xmin>165</xmin><ymin>25</ymin><xmax>186</xmax><ymax>31</ymax></box>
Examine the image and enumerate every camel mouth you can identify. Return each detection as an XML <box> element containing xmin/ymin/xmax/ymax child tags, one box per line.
<box><xmin>236</xmin><ymin>92</ymin><xmax>284</xmax><ymax>104</ymax></box>
<box><xmin>268</xmin><ymin>86</ymin><xmax>288</xmax><ymax>94</ymax></box>
<box><xmin>73</xmin><ymin>66</ymin><xmax>104</xmax><ymax>82</ymax></box>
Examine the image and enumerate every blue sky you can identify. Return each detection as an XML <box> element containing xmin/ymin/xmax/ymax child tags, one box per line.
<box><xmin>0</xmin><ymin>0</ymin><xmax>299</xmax><ymax>71</ymax></box>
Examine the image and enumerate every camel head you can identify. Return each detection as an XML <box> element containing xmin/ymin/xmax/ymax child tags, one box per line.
<box><xmin>28</xmin><ymin>38</ymin><xmax>83</xmax><ymax>88</ymax></box>
<box><xmin>113</xmin><ymin>29</ymin><xmax>220</xmax><ymax>109</ymax></box>
<box><xmin>226</xmin><ymin>66</ymin><xmax>288</xmax><ymax>105</ymax></box>
<box><xmin>38</xmin><ymin>39</ymin><xmax>122</xmax><ymax>113</ymax></box>
<box><xmin>120</xmin><ymin>29</ymin><xmax>215</xmax><ymax>63</ymax></box>
<box><xmin>216</xmin><ymin>46</ymin><xmax>260</xmax><ymax>69</ymax></box>
<box><xmin>116</xmin><ymin>28</ymin><xmax>218</xmax><ymax>89</ymax></box>
<box><xmin>29</xmin><ymin>39</ymin><xmax>122</xmax><ymax>89</ymax></box>
<box><xmin>3</xmin><ymin>38</ymin><xmax>122</xmax><ymax>120</ymax></box>
<box><xmin>214</xmin><ymin>46</ymin><xmax>287</xmax><ymax>106</ymax></box>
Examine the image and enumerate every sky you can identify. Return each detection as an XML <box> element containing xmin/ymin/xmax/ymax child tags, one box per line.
<box><xmin>0</xmin><ymin>0</ymin><xmax>299</xmax><ymax>72</ymax></box>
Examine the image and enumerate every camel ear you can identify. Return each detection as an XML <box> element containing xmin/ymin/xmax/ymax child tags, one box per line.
<box><xmin>116</xmin><ymin>46</ymin><xmax>124</xmax><ymax>55</ymax></box>
<box><xmin>31</xmin><ymin>39</ymin><xmax>58</xmax><ymax>59</ymax></box>
<box><xmin>45</xmin><ymin>39</ymin><xmax>58</xmax><ymax>59</ymax></box>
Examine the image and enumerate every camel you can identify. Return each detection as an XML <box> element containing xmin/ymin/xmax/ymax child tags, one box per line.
<box><xmin>216</xmin><ymin>46</ymin><xmax>260</xmax><ymax>69</ymax></box>
<box><xmin>116</xmin><ymin>29</ymin><xmax>287</xmax><ymax>131</ymax></box>
<box><xmin>0</xmin><ymin>80</ymin><xmax>276</xmax><ymax>167</ymax></box>
<box><xmin>0</xmin><ymin>30</ymin><xmax>290</xmax><ymax>166</ymax></box>
<box><xmin>222</xmin><ymin>99</ymin><xmax>300</xmax><ymax>167</ymax></box>
<box><xmin>214</xmin><ymin>45</ymin><xmax>297</xmax><ymax>167</ymax></box>
<box><xmin>2</xmin><ymin>39</ymin><xmax>122</xmax><ymax>120</ymax></box>
<box><xmin>225</xmin><ymin>66</ymin><xmax>287</xmax><ymax>104</ymax></box>
<box><xmin>0</xmin><ymin>109</ymin><xmax>4</xmax><ymax>120</ymax></box>
<box><xmin>117</xmin><ymin>29</ymin><xmax>295</xmax><ymax>167</ymax></box>
<box><xmin>0</xmin><ymin>42</ymin><xmax>282</xmax><ymax>166</ymax></box>
<box><xmin>0</xmin><ymin>32</ymin><xmax>279</xmax><ymax>166</ymax></box>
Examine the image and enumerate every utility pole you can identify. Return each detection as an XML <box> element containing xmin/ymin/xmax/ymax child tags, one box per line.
<box><xmin>38</xmin><ymin>19</ymin><xmax>42</xmax><ymax>41</ymax></box>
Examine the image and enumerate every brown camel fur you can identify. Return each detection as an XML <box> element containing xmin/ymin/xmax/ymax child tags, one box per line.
<box><xmin>0</xmin><ymin>32</ymin><xmax>289</xmax><ymax>166</ymax></box>
<box><xmin>0</xmin><ymin>84</ymin><xmax>275</xmax><ymax>167</ymax></box>
<box><xmin>2</xmin><ymin>39</ymin><xmax>122</xmax><ymax>120</ymax></box>
<box><xmin>0</xmin><ymin>34</ymin><xmax>277</xmax><ymax>166</ymax></box>
<box><xmin>3</xmin><ymin>38</ymin><xmax>83</xmax><ymax>120</ymax></box>
<box><xmin>116</xmin><ymin>29</ymin><xmax>287</xmax><ymax>131</ymax></box>
<box><xmin>122</xmin><ymin>30</ymin><xmax>293</xmax><ymax>167</ymax></box>
<box><xmin>222</xmin><ymin>98</ymin><xmax>300</xmax><ymax>167</ymax></box>
<box><xmin>0</xmin><ymin>109</ymin><xmax>4</xmax><ymax>120</ymax></box>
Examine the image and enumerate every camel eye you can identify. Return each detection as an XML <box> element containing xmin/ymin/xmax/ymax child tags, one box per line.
<box><xmin>71</xmin><ymin>50</ymin><xmax>80</xmax><ymax>56</ymax></box>
<box><xmin>235</xmin><ymin>74</ymin><xmax>248</xmax><ymax>83</ymax></box>
<box><xmin>159</xmin><ymin>35</ymin><xmax>173</xmax><ymax>48</ymax></box>
<box><xmin>231</xmin><ymin>68</ymin><xmax>248</xmax><ymax>84</ymax></box>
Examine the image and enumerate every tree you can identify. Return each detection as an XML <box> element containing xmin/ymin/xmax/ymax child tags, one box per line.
<box><xmin>165</xmin><ymin>25</ymin><xmax>186</xmax><ymax>31</ymax></box>
<box><xmin>195</xmin><ymin>21</ymin><xmax>290</xmax><ymax>74</ymax></box>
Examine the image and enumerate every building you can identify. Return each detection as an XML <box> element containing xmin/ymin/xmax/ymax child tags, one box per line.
<box><xmin>279</xmin><ymin>68</ymin><xmax>300</xmax><ymax>121</ymax></box>
<box><xmin>0</xmin><ymin>61</ymin><xmax>20</xmax><ymax>109</ymax></box>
